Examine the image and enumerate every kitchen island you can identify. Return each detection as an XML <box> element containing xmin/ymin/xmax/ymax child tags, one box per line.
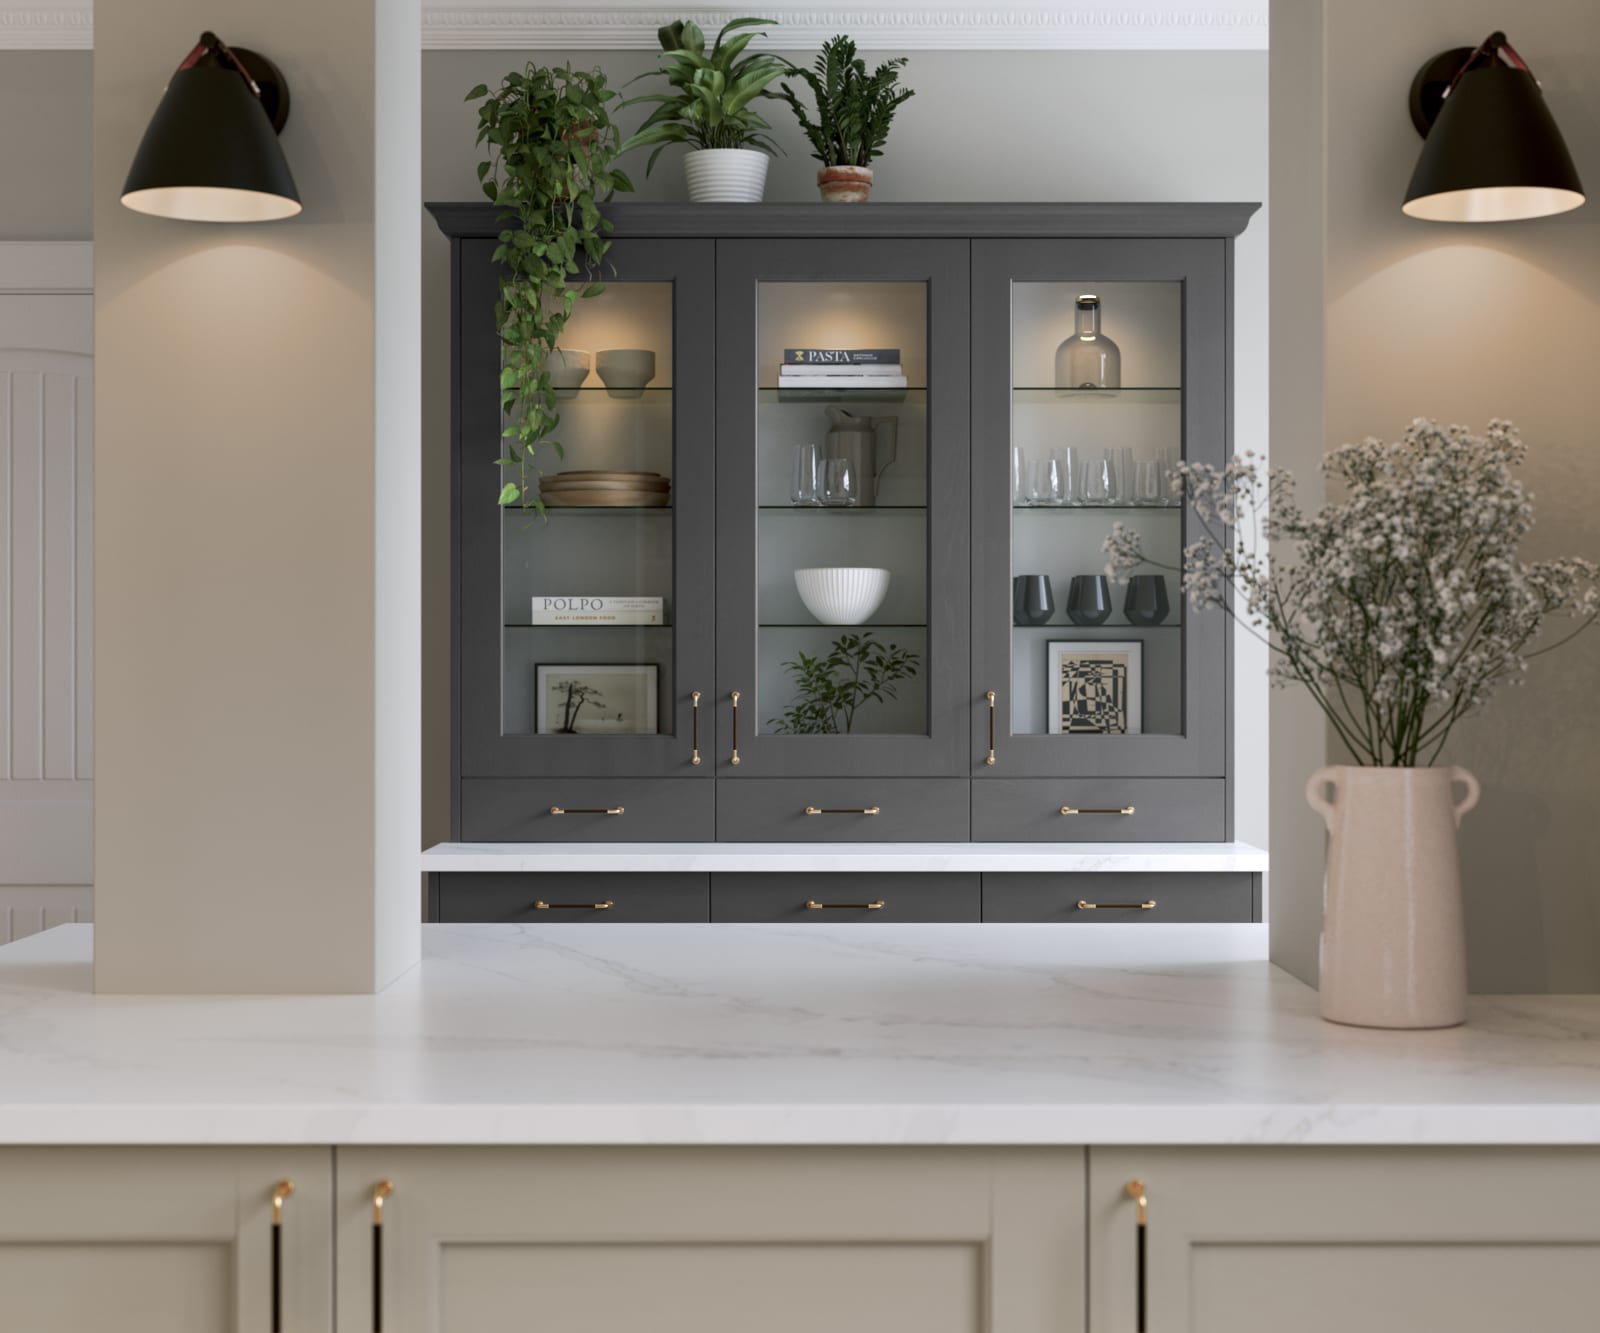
<box><xmin>1</xmin><ymin>923</ymin><xmax>1597</xmax><ymax>1331</ymax></box>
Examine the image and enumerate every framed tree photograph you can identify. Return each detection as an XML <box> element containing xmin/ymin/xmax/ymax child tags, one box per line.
<box><xmin>1046</xmin><ymin>641</ymin><xmax>1143</xmax><ymax>736</ymax></box>
<box><xmin>535</xmin><ymin>664</ymin><xmax>659</xmax><ymax>735</ymax></box>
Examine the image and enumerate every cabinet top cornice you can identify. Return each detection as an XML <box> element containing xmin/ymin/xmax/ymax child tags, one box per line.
<box><xmin>426</xmin><ymin>200</ymin><xmax>1260</xmax><ymax>241</ymax></box>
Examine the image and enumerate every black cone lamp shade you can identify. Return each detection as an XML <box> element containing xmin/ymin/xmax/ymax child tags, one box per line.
<box><xmin>1403</xmin><ymin>32</ymin><xmax>1584</xmax><ymax>223</ymax></box>
<box><xmin>122</xmin><ymin>32</ymin><xmax>301</xmax><ymax>222</ymax></box>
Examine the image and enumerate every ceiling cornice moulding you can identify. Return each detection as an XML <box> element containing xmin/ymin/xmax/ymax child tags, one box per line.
<box><xmin>0</xmin><ymin>3</ymin><xmax>1267</xmax><ymax>52</ymax></box>
<box><xmin>420</xmin><ymin>6</ymin><xmax>1267</xmax><ymax>50</ymax></box>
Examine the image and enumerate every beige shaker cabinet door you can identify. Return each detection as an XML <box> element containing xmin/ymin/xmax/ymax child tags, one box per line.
<box><xmin>337</xmin><ymin>1147</ymin><xmax>1084</xmax><ymax>1333</ymax></box>
<box><xmin>1089</xmin><ymin>1147</ymin><xmax>1600</xmax><ymax>1333</ymax></box>
<box><xmin>0</xmin><ymin>1147</ymin><xmax>333</xmax><ymax>1333</ymax></box>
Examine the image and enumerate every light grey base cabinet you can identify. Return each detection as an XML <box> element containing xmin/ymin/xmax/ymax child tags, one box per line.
<box><xmin>4</xmin><ymin>1147</ymin><xmax>1597</xmax><ymax>1331</ymax></box>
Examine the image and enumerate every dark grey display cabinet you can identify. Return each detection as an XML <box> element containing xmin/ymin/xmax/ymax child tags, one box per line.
<box><xmin>426</xmin><ymin>202</ymin><xmax>1264</xmax><ymax>926</ymax></box>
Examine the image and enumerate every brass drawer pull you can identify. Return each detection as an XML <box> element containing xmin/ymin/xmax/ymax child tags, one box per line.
<box><xmin>805</xmin><ymin>899</ymin><xmax>886</xmax><ymax>911</ymax></box>
<box><xmin>804</xmin><ymin>805</ymin><xmax>881</xmax><ymax>816</ymax></box>
<box><xmin>985</xmin><ymin>690</ymin><xmax>996</xmax><ymax>765</ymax></box>
<box><xmin>1127</xmin><ymin>1179</ymin><xmax>1148</xmax><ymax>1333</ymax></box>
<box><xmin>535</xmin><ymin>899</ymin><xmax>615</xmax><ymax>911</ymax></box>
<box><xmin>691</xmin><ymin>690</ymin><xmax>702</xmax><ymax>765</ymax></box>
<box><xmin>549</xmin><ymin>805</ymin><xmax>624</xmax><ymax>816</ymax></box>
<box><xmin>1060</xmin><ymin>805</ymin><xmax>1136</xmax><ymax>816</ymax></box>
<box><xmin>270</xmin><ymin>1179</ymin><xmax>294</xmax><ymax>1333</ymax></box>
<box><xmin>1077</xmin><ymin>899</ymin><xmax>1156</xmax><ymax>911</ymax></box>
<box><xmin>730</xmin><ymin>690</ymin><xmax>741</xmax><ymax>765</ymax></box>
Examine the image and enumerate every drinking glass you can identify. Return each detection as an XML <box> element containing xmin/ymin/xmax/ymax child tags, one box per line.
<box><xmin>1054</xmin><ymin>445</ymin><xmax>1078</xmax><ymax>505</ymax></box>
<box><xmin>791</xmin><ymin>443</ymin><xmax>821</xmax><ymax>506</ymax></box>
<box><xmin>1027</xmin><ymin>456</ymin><xmax>1064</xmax><ymax>506</ymax></box>
<box><xmin>1078</xmin><ymin>454</ymin><xmax>1113</xmax><ymax>506</ymax></box>
<box><xmin>1012</xmin><ymin>445</ymin><xmax>1029</xmax><ymax>504</ymax></box>
<box><xmin>1159</xmin><ymin>447</ymin><xmax>1180</xmax><ymax>506</ymax></box>
<box><xmin>1133</xmin><ymin>455</ymin><xmax>1163</xmax><ymax>506</ymax></box>
<box><xmin>821</xmin><ymin>457</ymin><xmax>858</xmax><ymax>506</ymax></box>
<box><xmin>1113</xmin><ymin>448</ymin><xmax>1135</xmax><ymax>504</ymax></box>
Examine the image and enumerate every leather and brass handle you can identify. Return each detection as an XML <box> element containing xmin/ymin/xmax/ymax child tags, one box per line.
<box><xmin>270</xmin><ymin>1179</ymin><xmax>294</xmax><ymax>1333</ymax></box>
<box><xmin>372</xmin><ymin>1181</ymin><xmax>393</xmax><ymax>1333</ymax></box>
<box><xmin>985</xmin><ymin>690</ymin><xmax>997</xmax><ymax>765</ymax></box>
<box><xmin>804</xmin><ymin>805</ymin><xmax>881</xmax><ymax>816</ymax></box>
<box><xmin>805</xmin><ymin>899</ymin><xmax>886</xmax><ymax>911</ymax></box>
<box><xmin>535</xmin><ymin>899</ymin><xmax>614</xmax><ymax>911</ymax></box>
<box><xmin>549</xmin><ymin>805</ymin><xmax>624</xmax><ymax>816</ymax></box>
<box><xmin>729</xmin><ymin>691</ymin><xmax>741</xmax><ymax>765</ymax></box>
<box><xmin>1077</xmin><ymin>899</ymin><xmax>1156</xmax><ymax>911</ymax></box>
<box><xmin>1126</xmin><ymin>1179</ymin><xmax>1148</xmax><ymax>1332</ymax></box>
<box><xmin>1060</xmin><ymin>805</ymin><xmax>1136</xmax><ymax>816</ymax></box>
<box><xmin>691</xmin><ymin>690</ymin><xmax>702</xmax><ymax>765</ymax></box>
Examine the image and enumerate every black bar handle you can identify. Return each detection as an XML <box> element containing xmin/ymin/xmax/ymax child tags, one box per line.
<box><xmin>1126</xmin><ymin>1179</ymin><xmax>1147</xmax><ymax>1332</ymax></box>
<box><xmin>270</xmin><ymin>1180</ymin><xmax>294</xmax><ymax>1333</ymax></box>
<box><xmin>372</xmin><ymin>1181</ymin><xmax>393</xmax><ymax>1333</ymax></box>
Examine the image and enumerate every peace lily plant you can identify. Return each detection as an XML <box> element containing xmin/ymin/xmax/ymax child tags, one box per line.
<box><xmin>1105</xmin><ymin>419</ymin><xmax>1596</xmax><ymax>1030</ymax></box>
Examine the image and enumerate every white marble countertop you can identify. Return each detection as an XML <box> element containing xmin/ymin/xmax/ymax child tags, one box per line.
<box><xmin>0</xmin><ymin>924</ymin><xmax>1596</xmax><ymax>1146</ymax></box>
<box><xmin>421</xmin><ymin>841</ymin><xmax>1270</xmax><ymax>874</ymax></box>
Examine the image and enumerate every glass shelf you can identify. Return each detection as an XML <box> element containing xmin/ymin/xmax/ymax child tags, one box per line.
<box><xmin>506</xmin><ymin>622</ymin><xmax>672</xmax><ymax>631</ymax></box>
<box><xmin>1012</xmin><ymin>621</ymin><xmax>1181</xmax><ymax>631</ymax></box>
<box><xmin>759</xmin><ymin>504</ymin><xmax>928</xmax><ymax>513</ymax></box>
<box><xmin>761</xmin><ymin>622</ymin><xmax>927</xmax><ymax>630</ymax></box>
<box><xmin>549</xmin><ymin>386</ymin><xmax>674</xmax><ymax>396</ymax></box>
<box><xmin>1011</xmin><ymin>387</ymin><xmax>1181</xmax><ymax>402</ymax></box>
<box><xmin>760</xmin><ymin>386</ymin><xmax>927</xmax><ymax>404</ymax></box>
<box><xmin>505</xmin><ymin>506</ymin><xmax>674</xmax><ymax>517</ymax></box>
<box><xmin>1012</xmin><ymin>503</ymin><xmax>1181</xmax><ymax>513</ymax></box>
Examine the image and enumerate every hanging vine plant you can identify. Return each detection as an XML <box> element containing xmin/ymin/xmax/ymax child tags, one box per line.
<box><xmin>468</xmin><ymin>64</ymin><xmax>633</xmax><ymax>509</ymax></box>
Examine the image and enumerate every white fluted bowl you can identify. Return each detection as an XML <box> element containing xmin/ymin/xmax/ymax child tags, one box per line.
<box><xmin>683</xmin><ymin>148</ymin><xmax>770</xmax><ymax>203</ymax></box>
<box><xmin>794</xmin><ymin>567</ymin><xmax>891</xmax><ymax>626</ymax></box>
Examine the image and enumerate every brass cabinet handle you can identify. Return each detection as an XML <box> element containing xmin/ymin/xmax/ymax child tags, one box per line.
<box><xmin>804</xmin><ymin>805</ymin><xmax>881</xmax><ymax>815</ymax></box>
<box><xmin>985</xmin><ymin>690</ymin><xmax>997</xmax><ymax>765</ymax></box>
<box><xmin>1126</xmin><ymin>1180</ymin><xmax>1148</xmax><ymax>1332</ymax></box>
<box><xmin>1060</xmin><ymin>805</ymin><xmax>1136</xmax><ymax>816</ymax></box>
<box><xmin>730</xmin><ymin>690</ymin><xmax>741</xmax><ymax>765</ymax></box>
<box><xmin>535</xmin><ymin>899</ymin><xmax>614</xmax><ymax>911</ymax></box>
<box><xmin>805</xmin><ymin>900</ymin><xmax>886</xmax><ymax>911</ymax></box>
<box><xmin>1077</xmin><ymin>899</ymin><xmax>1156</xmax><ymax>911</ymax></box>
<box><xmin>549</xmin><ymin>805</ymin><xmax>624</xmax><ymax>816</ymax></box>
<box><xmin>372</xmin><ymin>1181</ymin><xmax>393</xmax><ymax>1333</ymax></box>
<box><xmin>270</xmin><ymin>1180</ymin><xmax>294</xmax><ymax>1333</ymax></box>
<box><xmin>691</xmin><ymin>690</ymin><xmax>702</xmax><ymax>765</ymax></box>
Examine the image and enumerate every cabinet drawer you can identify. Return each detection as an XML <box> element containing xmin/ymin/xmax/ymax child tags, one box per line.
<box><xmin>438</xmin><ymin>873</ymin><xmax>710</xmax><ymax>922</ymax></box>
<box><xmin>461</xmin><ymin>778</ymin><xmax>714</xmax><ymax>842</ymax></box>
<box><xmin>971</xmin><ymin>779</ymin><xmax>1224</xmax><ymax>842</ymax></box>
<box><xmin>713</xmin><ymin>873</ymin><xmax>980</xmax><ymax>922</ymax></box>
<box><xmin>982</xmin><ymin>872</ymin><xmax>1254</xmax><ymax>922</ymax></box>
<box><xmin>716</xmin><ymin>779</ymin><xmax>970</xmax><ymax>843</ymax></box>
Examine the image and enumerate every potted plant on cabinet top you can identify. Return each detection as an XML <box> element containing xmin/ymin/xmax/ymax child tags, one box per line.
<box><xmin>468</xmin><ymin>63</ymin><xmax>632</xmax><ymax>509</ymax></box>
<box><xmin>620</xmin><ymin>18</ymin><xmax>789</xmax><ymax>203</ymax></box>
<box><xmin>1105</xmin><ymin>421</ymin><xmax>1597</xmax><ymax>1030</ymax></box>
<box><xmin>780</xmin><ymin>35</ymin><xmax>914</xmax><ymax>202</ymax></box>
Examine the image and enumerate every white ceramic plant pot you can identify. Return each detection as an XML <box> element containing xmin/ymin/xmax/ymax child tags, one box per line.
<box><xmin>1307</xmin><ymin>764</ymin><xmax>1481</xmax><ymax>1030</ymax></box>
<box><xmin>683</xmin><ymin>148</ymin><xmax>770</xmax><ymax>203</ymax></box>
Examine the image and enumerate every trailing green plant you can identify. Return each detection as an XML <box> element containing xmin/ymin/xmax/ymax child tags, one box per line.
<box><xmin>780</xmin><ymin>35</ymin><xmax>914</xmax><ymax>167</ymax></box>
<box><xmin>468</xmin><ymin>64</ymin><xmax>633</xmax><ymax>510</ymax></box>
<box><xmin>768</xmin><ymin>632</ymin><xmax>920</xmax><ymax>735</ymax></box>
<box><xmin>620</xmin><ymin>18</ymin><xmax>789</xmax><ymax>173</ymax></box>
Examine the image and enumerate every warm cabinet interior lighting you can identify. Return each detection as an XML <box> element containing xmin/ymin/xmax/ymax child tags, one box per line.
<box><xmin>121</xmin><ymin>30</ymin><xmax>301</xmax><ymax>223</ymax></box>
<box><xmin>1403</xmin><ymin>31</ymin><xmax>1584</xmax><ymax>223</ymax></box>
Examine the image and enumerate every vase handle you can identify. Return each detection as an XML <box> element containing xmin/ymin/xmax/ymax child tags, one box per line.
<box><xmin>1305</xmin><ymin>766</ymin><xmax>1341</xmax><ymax>829</ymax></box>
<box><xmin>1449</xmin><ymin>767</ymin><xmax>1481</xmax><ymax>826</ymax></box>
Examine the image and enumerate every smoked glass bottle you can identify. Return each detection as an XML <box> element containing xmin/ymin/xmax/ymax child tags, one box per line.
<box><xmin>1054</xmin><ymin>294</ymin><xmax>1121</xmax><ymax>391</ymax></box>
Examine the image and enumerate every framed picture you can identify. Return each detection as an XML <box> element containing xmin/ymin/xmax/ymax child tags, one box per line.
<box><xmin>1046</xmin><ymin>640</ymin><xmax>1143</xmax><ymax>736</ymax></box>
<box><xmin>535</xmin><ymin>664</ymin><xmax>659</xmax><ymax>735</ymax></box>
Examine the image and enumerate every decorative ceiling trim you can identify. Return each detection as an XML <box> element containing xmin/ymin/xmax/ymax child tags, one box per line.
<box><xmin>0</xmin><ymin>5</ymin><xmax>92</xmax><ymax>49</ymax></box>
<box><xmin>420</xmin><ymin>7</ymin><xmax>1269</xmax><ymax>51</ymax></box>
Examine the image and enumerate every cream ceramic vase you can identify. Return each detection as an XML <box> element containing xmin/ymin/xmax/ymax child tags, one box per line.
<box><xmin>1307</xmin><ymin>765</ymin><xmax>1481</xmax><ymax>1030</ymax></box>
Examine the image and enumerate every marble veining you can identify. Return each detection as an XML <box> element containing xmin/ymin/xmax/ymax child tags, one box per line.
<box><xmin>0</xmin><ymin>924</ymin><xmax>1596</xmax><ymax>1146</ymax></box>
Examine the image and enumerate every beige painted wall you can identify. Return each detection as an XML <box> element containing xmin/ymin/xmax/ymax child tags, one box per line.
<box><xmin>0</xmin><ymin>53</ymin><xmax>91</xmax><ymax>240</ymax></box>
<box><xmin>93</xmin><ymin>3</ymin><xmax>420</xmax><ymax>992</ymax></box>
<box><xmin>419</xmin><ymin>48</ymin><xmax>1273</xmax><ymax>857</ymax></box>
<box><xmin>1272</xmin><ymin>0</ymin><xmax>1600</xmax><ymax>992</ymax></box>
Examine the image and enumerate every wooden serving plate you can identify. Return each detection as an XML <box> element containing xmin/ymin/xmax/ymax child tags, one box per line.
<box><xmin>541</xmin><ymin>489</ymin><xmax>672</xmax><ymax>508</ymax></box>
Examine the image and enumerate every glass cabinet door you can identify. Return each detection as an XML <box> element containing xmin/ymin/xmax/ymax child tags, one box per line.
<box><xmin>972</xmin><ymin>239</ymin><xmax>1227</xmax><ymax>778</ymax></box>
<box><xmin>459</xmin><ymin>238</ymin><xmax>716</xmax><ymax>778</ymax></box>
<box><xmin>715</xmin><ymin>240</ymin><xmax>970</xmax><ymax>777</ymax></box>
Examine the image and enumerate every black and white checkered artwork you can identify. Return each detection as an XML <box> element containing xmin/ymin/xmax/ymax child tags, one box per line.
<box><xmin>1058</xmin><ymin>654</ymin><xmax>1130</xmax><ymax>734</ymax></box>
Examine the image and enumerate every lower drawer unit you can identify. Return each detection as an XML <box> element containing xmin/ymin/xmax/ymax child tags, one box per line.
<box><xmin>715</xmin><ymin>779</ymin><xmax>971</xmax><ymax>843</ymax></box>
<box><xmin>438</xmin><ymin>873</ymin><xmax>710</xmax><ymax>922</ymax></box>
<box><xmin>460</xmin><ymin>778</ymin><xmax>714</xmax><ymax>842</ymax></box>
<box><xmin>712</xmin><ymin>873</ymin><xmax>981</xmax><ymax>923</ymax></box>
<box><xmin>982</xmin><ymin>872</ymin><xmax>1256</xmax><ymax>922</ymax></box>
<box><xmin>971</xmin><ymin>778</ymin><xmax>1226</xmax><ymax>842</ymax></box>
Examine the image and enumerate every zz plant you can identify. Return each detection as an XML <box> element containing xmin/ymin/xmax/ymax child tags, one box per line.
<box><xmin>468</xmin><ymin>64</ymin><xmax>633</xmax><ymax>509</ymax></box>
<box><xmin>780</xmin><ymin>35</ymin><xmax>914</xmax><ymax>168</ymax></box>
<box><xmin>620</xmin><ymin>18</ymin><xmax>789</xmax><ymax>172</ymax></box>
<box><xmin>769</xmin><ymin>632</ymin><xmax>920</xmax><ymax>735</ymax></box>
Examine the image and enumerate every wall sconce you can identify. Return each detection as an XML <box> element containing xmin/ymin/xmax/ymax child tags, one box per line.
<box><xmin>1403</xmin><ymin>31</ymin><xmax>1584</xmax><ymax>222</ymax></box>
<box><xmin>121</xmin><ymin>31</ymin><xmax>301</xmax><ymax>223</ymax></box>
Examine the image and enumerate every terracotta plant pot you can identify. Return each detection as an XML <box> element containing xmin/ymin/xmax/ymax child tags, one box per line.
<box><xmin>818</xmin><ymin>164</ymin><xmax>874</xmax><ymax>203</ymax></box>
<box><xmin>1307</xmin><ymin>764</ymin><xmax>1481</xmax><ymax>1029</ymax></box>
